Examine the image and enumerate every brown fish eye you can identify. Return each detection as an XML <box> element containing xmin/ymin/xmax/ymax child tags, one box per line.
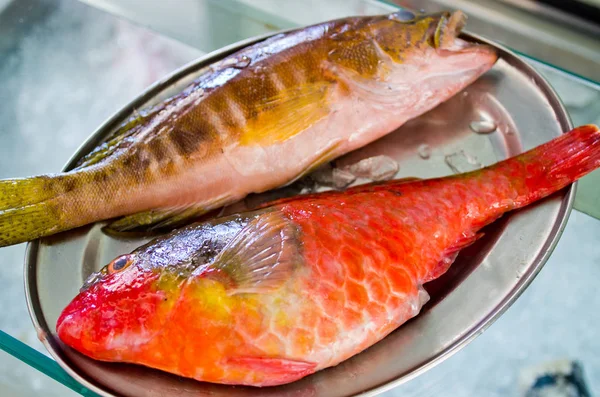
<box><xmin>390</xmin><ymin>9</ymin><xmax>415</xmax><ymax>22</ymax></box>
<box><xmin>108</xmin><ymin>255</ymin><xmax>132</xmax><ymax>274</ymax></box>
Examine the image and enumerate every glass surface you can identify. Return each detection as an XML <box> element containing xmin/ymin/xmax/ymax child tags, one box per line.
<box><xmin>0</xmin><ymin>348</ymin><xmax>80</xmax><ymax>396</ymax></box>
<box><xmin>0</xmin><ymin>0</ymin><xmax>598</xmax><ymax>395</ymax></box>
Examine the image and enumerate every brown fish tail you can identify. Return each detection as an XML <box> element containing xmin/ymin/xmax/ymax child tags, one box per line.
<box><xmin>0</xmin><ymin>196</ymin><xmax>61</xmax><ymax>246</ymax></box>
<box><xmin>0</xmin><ymin>168</ymin><xmax>116</xmax><ymax>247</ymax></box>
<box><xmin>0</xmin><ymin>175</ymin><xmax>68</xmax><ymax>246</ymax></box>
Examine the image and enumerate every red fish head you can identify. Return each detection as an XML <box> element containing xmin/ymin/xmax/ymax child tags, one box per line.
<box><xmin>56</xmin><ymin>254</ymin><xmax>177</xmax><ymax>361</ymax></box>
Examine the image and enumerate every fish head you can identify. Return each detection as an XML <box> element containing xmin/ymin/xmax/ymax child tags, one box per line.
<box><xmin>56</xmin><ymin>217</ymin><xmax>246</xmax><ymax>361</ymax></box>
<box><xmin>369</xmin><ymin>10</ymin><xmax>470</xmax><ymax>56</ymax></box>
<box><xmin>56</xmin><ymin>252</ymin><xmax>183</xmax><ymax>360</ymax></box>
<box><xmin>371</xmin><ymin>10</ymin><xmax>496</xmax><ymax>67</ymax></box>
<box><xmin>329</xmin><ymin>10</ymin><xmax>497</xmax><ymax>107</ymax></box>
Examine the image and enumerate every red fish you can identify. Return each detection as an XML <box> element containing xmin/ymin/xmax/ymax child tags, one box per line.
<box><xmin>57</xmin><ymin>125</ymin><xmax>600</xmax><ymax>386</ymax></box>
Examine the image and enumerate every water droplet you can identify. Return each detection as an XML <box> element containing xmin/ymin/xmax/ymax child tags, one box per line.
<box><xmin>445</xmin><ymin>151</ymin><xmax>483</xmax><ymax>174</ymax></box>
<box><xmin>469</xmin><ymin>120</ymin><xmax>497</xmax><ymax>134</ymax></box>
<box><xmin>222</xmin><ymin>55</ymin><xmax>251</xmax><ymax>69</ymax></box>
<box><xmin>418</xmin><ymin>144</ymin><xmax>431</xmax><ymax>159</ymax></box>
<box><xmin>233</xmin><ymin>55</ymin><xmax>251</xmax><ymax>69</ymax></box>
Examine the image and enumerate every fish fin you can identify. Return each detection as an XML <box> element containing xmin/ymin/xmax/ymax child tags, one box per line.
<box><xmin>239</xmin><ymin>82</ymin><xmax>331</xmax><ymax>146</ymax></box>
<box><xmin>503</xmin><ymin>124</ymin><xmax>600</xmax><ymax>207</ymax></box>
<box><xmin>73</xmin><ymin>96</ymin><xmax>176</xmax><ymax>170</ymax></box>
<box><xmin>103</xmin><ymin>205</ymin><xmax>209</xmax><ymax>234</ymax></box>
<box><xmin>291</xmin><ymin>139</ymin><xmax>344</xmax><ymax>183</ymax></box>
<box><xmin>73</xmin><ymin>135</ymin><xmax>124</xmax><ymax>170</ymax></box>
<box><xmin>0</xmin><ymin>175</ymin><xmax>77</xmax><ymax>247</ymax></box>
<box><xmin>0</xmin><ymin>177</ymin><xmax>53</xmax><ymax>211</ymax></box>
<box><xmin>344</xmin><ymin>176</ymin><xmax>422</xmax><ymax>192</ymax></box>
<box><xmin>261</xmin><ymin>177</ymin><xmax>422</xmax><ymax>209</ymax></box>
<box><xmin>424</xmin><ymin>232</ymin><xmax>484</xmax><ymax>282</ymax></box>
<box><xmin>227</xmin><ymin>356</ymin><xmax>316</xmax><ymax>386</ymax></box>
<box><xmin>104</xmin><ymin>193</ymin><xmax>236</xmax><ymax>233</ymax></box>
<box><xmin>207</xmin><ymin>211</ymin><xmax>300</xmax><ymax>294</ymax></box>
<box><xmin>73</xmin><ymin>112</ymin><xmax>150</xmax><ymax>170</ymax></box>
<box><xmin>0</xmin><ymin>197</ymin><xmax>62</xmax><ymax>247</ymax></box>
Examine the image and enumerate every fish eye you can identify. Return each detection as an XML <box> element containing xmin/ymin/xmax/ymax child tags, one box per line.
<box><xmin>389</xmin><ymin>9</ymin><xmax>415</xmax><ymax>22</ymax></box>
<box><xmin>107</xmin><ymin>255</ymin><xmax>133</xmax><ymax>274</ymax></box>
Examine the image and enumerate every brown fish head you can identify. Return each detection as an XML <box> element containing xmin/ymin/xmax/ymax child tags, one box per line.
<box><xmin>379</xmin><ymin>10</ymin><xmax>498</xmax><ymax>80</ymax></box>
<box><xmin>327</xmin><ymin>11</ymin><xmax>497</xmax><ymax>106</ymax></box>
<box><xmin>370</xmin><ymin>10</ymin><xmax>496</xmax><ymax>61</ymax></box>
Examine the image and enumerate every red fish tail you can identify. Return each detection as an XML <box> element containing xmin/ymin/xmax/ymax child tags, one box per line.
<box><xmin>499</xmin><ymin>125</ymin><xmax>600</xmax><ymax>208</ymax></box>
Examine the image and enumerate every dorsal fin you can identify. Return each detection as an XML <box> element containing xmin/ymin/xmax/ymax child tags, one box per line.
<box><xmin>203</xmin><ymin>211</ymin><xmax>301</xmax><ymax>294</ymax></box>
<box><xmin>73</xmin><ymin>111</ymin><xmax>151</xmax><ymax>170</ymax></box>
<box><xmin>74</xmin><ymin>94</ymin><xmax>179</xmax><ymax>170</ymax></box>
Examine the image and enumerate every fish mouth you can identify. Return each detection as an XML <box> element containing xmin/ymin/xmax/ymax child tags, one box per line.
<box><xmin>432</xmin><ymin>11</ymin><xmax>467</xmax><ymax>50</ymax></box>
<box><xmin>430</xmin><ymin>11</ymin><xmax>497</xmax><ymax>63</ymax></box>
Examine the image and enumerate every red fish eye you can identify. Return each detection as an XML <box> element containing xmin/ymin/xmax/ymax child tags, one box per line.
<box><xmin>107</xmin><ymin>255</ymin><xmax>133</xmax><ymax>274</ymax></box>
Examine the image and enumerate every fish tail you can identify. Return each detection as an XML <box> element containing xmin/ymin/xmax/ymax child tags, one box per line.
<box><xmin>0</xmin><ymin>174</ymin><xmax>78</xmax><ymax>247</ymax></box>
<box><xmin>502</xmin><ymin>124</ymin><xmax>600</xmax><ymax>208</ymax></box>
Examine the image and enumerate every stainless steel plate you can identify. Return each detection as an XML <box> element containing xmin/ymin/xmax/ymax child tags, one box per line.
<box><xmin>25</xmin><ymin>31</ymin><xmax>573</xmax><ymax>397</ymax></box>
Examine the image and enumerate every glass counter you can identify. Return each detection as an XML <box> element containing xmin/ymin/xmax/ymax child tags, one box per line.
<box><xmin>0</xmin><ymin>0</ymin><xmax>598</xmax><ymax>396</ymax></box>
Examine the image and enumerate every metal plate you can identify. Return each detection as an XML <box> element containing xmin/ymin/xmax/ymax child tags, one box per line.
<box><xmin>25</xmin><ymin>31</ymin><xmax>573</xmax><ymax>397</ymax></box>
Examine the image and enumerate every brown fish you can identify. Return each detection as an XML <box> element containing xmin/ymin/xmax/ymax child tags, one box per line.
<box><xmin>0</xmin><ymin>10</ymin><xmax>497</xmax><ymax>247</ymax></box>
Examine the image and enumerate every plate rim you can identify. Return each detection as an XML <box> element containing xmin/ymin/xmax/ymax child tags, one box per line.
<box><xmin>23</xmin><ymin>28</ymin><xmax>575</xmax><ymax>397</ymax></box>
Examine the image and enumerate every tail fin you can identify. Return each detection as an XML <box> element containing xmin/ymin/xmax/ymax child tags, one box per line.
<box><xmin>0</xmin><ymin>175</ymin><xmax>70</xmax><ymax>247</ymax></box>
<box><xmin>500</xmin><ymin>124</ymin><xmax>600</xmax><ymax>208</ymax></box>
<box><xmin>0</xmin><ymin>176</ymin><xmax>57</xmax><ymax>211</ymax></box>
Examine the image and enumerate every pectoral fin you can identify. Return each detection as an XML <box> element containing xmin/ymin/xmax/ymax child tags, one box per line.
<box><xmin>205</xmin><ymin>211</ymin><xmax>301</xmax><ymax>294</ymax></box>
<box><xmin>239</xmin><ymin>82</ymin><xmax>331</xmax><ymax>146</ymax></box>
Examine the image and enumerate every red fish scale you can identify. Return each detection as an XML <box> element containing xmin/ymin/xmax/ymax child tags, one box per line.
<box><xmin>278</xmin><ymin>174</ymin><xmax>519</xmax><ymax>367</ymax></box>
